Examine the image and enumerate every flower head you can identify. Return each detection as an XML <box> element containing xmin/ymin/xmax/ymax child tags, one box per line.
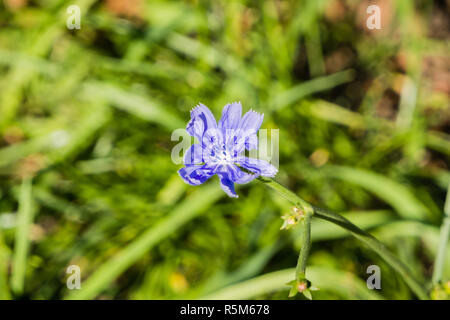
<box><xmin>178</xmin><ymin>102</ymin><xmax>277</xmax><ymax>198</ymax></box>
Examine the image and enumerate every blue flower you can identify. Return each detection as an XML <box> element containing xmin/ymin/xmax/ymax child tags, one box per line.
<box><xmin>178</xmin><ymin>102</ymin><xmax>278</xmax><ymax>198</ymax></box>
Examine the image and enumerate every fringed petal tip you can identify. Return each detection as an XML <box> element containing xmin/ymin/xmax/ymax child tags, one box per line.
<box><xmin>190</xmin><ymin>102</ymin><xmax>207</xmax><ymax>114</ymax></box>
<box><xmin>239</xmin><ymin>109</ymin><xmax>264</xmax><ymax>136</ymax></box>
<box><xmin>186</xmin><ymin>103</ymin><xmax>218</xmax><ymax>140</ymax></box>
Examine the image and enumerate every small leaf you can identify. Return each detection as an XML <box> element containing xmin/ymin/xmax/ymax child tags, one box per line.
<box><xmin>288</xmin><ymin>286</ymin><xmax>298</xmax><ymax>297</ymax></box>
<box><xmin>303</xmin><ymin>290</ymin><xmax>312</xmax><ymax>300</ymax></box>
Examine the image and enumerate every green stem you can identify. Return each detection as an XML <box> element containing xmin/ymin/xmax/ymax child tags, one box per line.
<box><xmin>432</xmin><ymin>182</ymin><xmax>450</xmax><ymax>285</ymax></box>
<box><xmin>295</xmin><ymin>210</ymin><xmax>313</xmax><ymax>281</ymax></box>
<box><xmin>259</xmin><ymin>177</ymin><xmax>429</xmax><ymax>300</ymax></box>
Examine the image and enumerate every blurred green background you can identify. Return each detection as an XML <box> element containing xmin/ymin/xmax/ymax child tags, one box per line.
<box><xmin>0</xmin><ymin>0</ymin><xmax>449</xmax><ymax>300</ymax></box>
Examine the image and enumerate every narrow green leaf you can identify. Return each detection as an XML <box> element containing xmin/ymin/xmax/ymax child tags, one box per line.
<box><xmin>81</xmin><ymin>82</ymin><xmax>184</xmax><ymax>131</ymax></box>
<box><xmin>11</xmin><ymin>178</ymin><xmax>34</xmax><ymax>295</ymax></box>
<box><xmin>0</xmin><ymin>232</ymin><xmax>11</xmax><ymax>299</ymax></box>
<box><xmin>272</xmin><ymin>70</ymin><xmax>355</xmax><ymax>110</ymax></box>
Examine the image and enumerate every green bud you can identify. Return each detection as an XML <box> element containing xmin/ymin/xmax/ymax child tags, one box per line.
<box><xmin>286</xmin><ymin>278</ymin><xmax>317</xmax><ymax>299</ymax></box>
<box><xmin>280</xmin><ymin>207</ymin><xmax>305</xmax><ymax>230</ymax></box>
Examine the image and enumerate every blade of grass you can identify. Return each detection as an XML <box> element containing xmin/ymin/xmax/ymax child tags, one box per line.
<box><xmin>298</xmin><ymin>99</ymin><xmax>367</xmax><ymax>129</ymax></box>
<box><xmin>0</xmin><ymin>232</ymin><xmax>11</xmax><ymax>299</ymax></box>
<box><xmin>305</xmin><ymin>20</ymin><xmax>325</xmax><ymax>77</ymax></box>
<box><xmin>432</xmin><ymin>182</ymin><xmax>450</xmax><ymax>285</ymax></box>
<box><xmin>0</xmin><ymin>135</ymin><xmax>52</xmax><ymax>168</ymax></box>
<box><xmin>426</xmin><ymin>131</ymin><xmax>450</xmax><ymax>157</ymax></box>
<box><xmin>166</xmin><ymin>33</ymin><xmax>243</xmax><ymax>77</ymax></box>
<box><xmin>0</xmin><ymin>49</ymin><xmax>60</xmax><ymax>76</ymax></box>
<box><xmin>271</xmin><ymin>70</ymin><xmax>355</xmax><ymax>110</ymax></box>
<box><xmin>81</xmin><ymin>82</ymin><xmax>184</xmax><ymax>131</ymax></box>
<box><xmin>11</xmin><ymin>178</ymin><xmax>34</xmax><ymax>295</ymax></box>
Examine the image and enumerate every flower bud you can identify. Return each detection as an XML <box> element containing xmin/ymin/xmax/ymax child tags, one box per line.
<box><xmin>280</xmin><ymin>207</ymin><xmax>305</xmax><ymax>230</ymax></box>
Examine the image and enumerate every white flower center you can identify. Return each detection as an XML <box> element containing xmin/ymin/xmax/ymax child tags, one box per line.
<box><xmin>209</xmin><ymin>143</ymin><xmax>234</xmax><ymax>165</ymax></box>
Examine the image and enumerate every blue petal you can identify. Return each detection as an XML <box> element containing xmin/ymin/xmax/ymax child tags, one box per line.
<box><xmin>216</xmin><ymin>164</ymin><xmax>257</xmax><ymax>198</ymax></box>
<box><xmin>239</xmin><ymin>109</ymin><xmax>264</xmax><ymax>133</ymax></box>
<box><xmin>178</xmin><ymin>164</ymin><xmax>216</xmax><ymax>186</ymax></box>
<box><xmin>186</xmin><ymin>104</ymin><xmax>218</xmax><ymax>141</ymax></box>
<box><xmin>201</xmin><ymin>142</ymin><xmax>216</xmax><ymax>164</ymax></box>
<box><xmin>218</xmin><ymin>173</ymin><xmax>238</xmax><ymax>198</ymax></box>
<box><xmin>226</xmin><ymin>164</ymin><xmax>258</xmax><ymax>184</ymax></box>
<box><xmin>234</xmin><ymin>131</ymin><xmax>258</xmax><ymax>153</ymax></box>
<box><xmin>202</xmin><ymin>127</ymin><xmax>222</xmax><ymax>148</ymax></box>
<box><xmin>219</xmin><ymin>102</ymin><xmax>242</xmax><ymax>131</ymax></box>
<box><xmin>244</xmin><ymin>133</ymin><xmax>258</xmax><ymax>150</ymax></box>
<box><xmin>237</xmin><ymin>156</ymin><xmax>278</xmax><ymax>177</ymax></box>
<box><xmin>183</xmin><ymin>144</ymin><xmax>203</xmax><ymax>165</ymax></box>
<box><xmin>234</xmin><ymin>110</ymin><xmax>264</xmax><ymax>151</ymax></box>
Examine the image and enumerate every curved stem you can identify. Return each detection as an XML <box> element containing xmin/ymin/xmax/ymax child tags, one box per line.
<box><xmin>259</xmin><ymin>177</ymin><xmax>429</xmax><ymax>300</ymax></box>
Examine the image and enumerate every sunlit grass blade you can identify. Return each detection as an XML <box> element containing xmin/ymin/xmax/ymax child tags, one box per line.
<box><xmin>0</xmin><ymin>232</ymin><xmax>11</xmax><ymax>299</ymax></box>
<box><xmin>10</xmin><ymin>178</ymin><xmax>34</xmax><ymax>296</ymax></box>
<box><xmin>298</xmin><ymin>99</ymin><xmax>367</xmax><ymax>129</ymax></box>
<box><xmin>432</xmin><ymin>182</ymin><xmax>450</xmax><ymax>285</ymax></box>
<box><xmin>271</xmin><ymin>70</ymin><xmax>355</xmax><ymax>110</ymax></box>
<box><xmin>82</xmin><ymin>82</ymin><xmax>185</xmax><ymax>131</ymax></box>
<box><xmin>426</xmin><ymin>131</ymin><xmax>450</xmax><ymax>157</ymax></box>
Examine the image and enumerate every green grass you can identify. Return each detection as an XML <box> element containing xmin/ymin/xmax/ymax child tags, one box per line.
<box><xmin>10</xmin><ymin>178</ymin><xmax>34</xmax><ymax>295</ymax></box>
<box><xmin>0</xmin><ymin>0</ymin><xmax>448</xmax><ymax>300</ymax></box>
